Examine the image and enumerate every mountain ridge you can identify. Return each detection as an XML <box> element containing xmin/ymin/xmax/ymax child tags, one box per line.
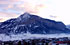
<box><xmin>0</xmin><ymin>12</ymin><xmax>70</xmax><ymax>35</ymax></box>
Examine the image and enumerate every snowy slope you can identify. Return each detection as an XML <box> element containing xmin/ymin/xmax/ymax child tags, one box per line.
<box><xmin>0</xmin><ymin>12</ymin><xmax>70</xmax><ymax>35</ymax></box>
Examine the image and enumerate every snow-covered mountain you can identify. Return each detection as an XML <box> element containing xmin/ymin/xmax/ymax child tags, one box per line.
<box><xmin>0</xmin><ymin>12</ymin><xmax>70</xmax><ymax>35</ymax></box>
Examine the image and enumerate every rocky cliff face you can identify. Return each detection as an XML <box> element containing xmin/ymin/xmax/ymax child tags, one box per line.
<box><xmin>0</xmin><ymin>12</ymin><xmax>70</xmax><ymax>35</ymax></box>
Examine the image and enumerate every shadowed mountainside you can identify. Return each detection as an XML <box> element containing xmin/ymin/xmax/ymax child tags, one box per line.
<box><xmin>0</xmin><ymin>12</ymin><xmax>70</xmax><ymax>35</ymax></box>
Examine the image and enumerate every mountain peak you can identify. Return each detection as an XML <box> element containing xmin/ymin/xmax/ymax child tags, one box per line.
<box><xmin>17</xmin><ymin>12</ymin><xmax>31</xmax><ymax>21</ymax></box>
<box><xmin>23</xmin><ymin>12</ymin><xmax>30</xmax><ymax>15</ymax></box>
<box><xmin>0</xmin><ymin>13</ymin><xmax>70</xmax><ymax>35</ymax></box>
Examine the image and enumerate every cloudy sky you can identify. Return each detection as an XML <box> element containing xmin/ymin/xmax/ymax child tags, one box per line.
<box><xmin>0</xmin><ymin>0</ymin><xmax>70</xmax><ymax>25</ymax></box>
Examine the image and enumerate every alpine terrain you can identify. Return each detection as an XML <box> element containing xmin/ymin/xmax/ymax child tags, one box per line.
<box><xmin>0</xmin><ymin>12</ymin><xmax>70</xmax><ymax>35</ymax></box>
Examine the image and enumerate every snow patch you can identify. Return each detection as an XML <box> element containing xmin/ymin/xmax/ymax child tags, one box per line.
<box><xmin>0</xmin><ymin>34</ymin><xmax>70</xmax><ymax>41</ymax></box>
